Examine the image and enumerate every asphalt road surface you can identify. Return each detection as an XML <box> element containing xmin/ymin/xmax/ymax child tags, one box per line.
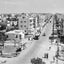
<box><xmin>1</xmin><ymin>21</ymin><xmax>53</xmax><ymax>64</ymax></box>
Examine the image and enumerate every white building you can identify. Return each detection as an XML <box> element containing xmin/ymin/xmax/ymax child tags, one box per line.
<box><xmin>5</xmin><ymin>30</ymin><xmax>25</xmax><ymax>42</ymax></box>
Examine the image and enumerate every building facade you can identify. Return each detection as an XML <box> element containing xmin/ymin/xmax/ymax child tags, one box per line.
<box><xmin>5</xmin><ymin>30</ymin><xmax>24</xmax><ymax>42</ymax></box>
<box><xmin>18</xmin><ymin>13</ymin><xmax>39</xmax><ymax>34</ymax></box>
<box><xmin>18</xmin><ymin>13</ymin><xmax>29</xmax><ymax>33</ymax></box>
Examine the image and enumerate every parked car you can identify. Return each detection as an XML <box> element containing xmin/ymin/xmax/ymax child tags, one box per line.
<box><xmin>42</xmin><ymin>33</ymin><xmax>46</xmax><ymax>36</ymax></box>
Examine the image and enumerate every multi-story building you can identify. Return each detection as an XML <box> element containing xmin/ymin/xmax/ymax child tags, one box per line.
<box><xmin>18</xmin><ymin>13</ymin><xmax>39</xmax><ymax>34</ymax></box>
<box><xmin>6</xmin><ymin>14</ymin><xmax>18</xmax><ymax>31</ymax></box>
<box><xmin>28</xmin><ymin>15</ymin><xmax>38</xmax><ymax>33</ymax></box>
<box><xmin>18</xmin><ymin>13</ymin><xmax>29</xmax><ymax>34</ymax></box>
<box><xmin>29</xmin><ymin>14</ymin><xmax>40</xmax><ymax>35</ymax></box>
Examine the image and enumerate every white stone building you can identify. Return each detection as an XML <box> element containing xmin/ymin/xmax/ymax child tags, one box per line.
<box><xmin>5</xmin><ymin>30</ymin><xmax>25</xmax><ymax>42</ymax></box>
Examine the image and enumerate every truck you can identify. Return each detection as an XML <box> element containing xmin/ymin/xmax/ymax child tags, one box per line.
<box><xmin>33</xmin><ymin>31</ymin><xmax>41</xmax><ymax>40</ymax></box>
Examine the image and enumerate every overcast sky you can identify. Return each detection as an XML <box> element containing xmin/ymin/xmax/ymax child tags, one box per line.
<box><xmin>0</xmin><ymin>0</ymin><xmax>64</xmax><ymax>13</ymax></box>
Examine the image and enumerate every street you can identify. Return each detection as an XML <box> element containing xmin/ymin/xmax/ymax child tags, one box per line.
<box><xmin>0</xmin><ymin>21</ymin><xmax>53</xmax><ymax>64</ymax></box>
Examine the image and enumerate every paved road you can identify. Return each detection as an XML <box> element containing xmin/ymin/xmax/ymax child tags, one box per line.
<box><xmin>2</xmin><ymin>21</ymin><xmax>53</xmax><ymax>64</ymax></box>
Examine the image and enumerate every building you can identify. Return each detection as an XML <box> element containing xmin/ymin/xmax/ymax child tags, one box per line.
<box><xmin>0</xmin><ymin>13</ymin><xmax>39</xmax><ymax>35</ymax></box>
<box><xmin>18</xmin><ymin>13</ymin><xmax>39</xmax><ymax>34</ymax></box>
<box><xmin>28</xmin><ymin>17</ymin><xmax>36</xmax><ymax>34</ymax></box>
<box><xmin>6</xmin><ymin>14</ymin><xmax>18</xmax><ymax>31</ymax></box>
<box><xmin>54</xmin><ymin>14</ymin><xmax>64</xmax><ymax>43</ymax></box>
<box><xmin>39</xmin><ymin>14</ymin><xmax>46</xmax><ymax>23</ymax></box>
<box><xmin>5</xmin><ymin>30</ymin><xmax>25</xmax><ymax>42</ymax></box>
<box><xmin>30</xmin><ymin>13</ymin><xmax>39</xmax><ymax>28</ymax></box>
<box><xmin>18</xmin><ymin>13</ymin><xmax>29</xmax><ymax>34</ymax></box>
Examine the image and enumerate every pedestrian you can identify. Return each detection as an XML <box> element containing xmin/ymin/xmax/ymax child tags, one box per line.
<box><xmin>49</xmin><ymin>46</ymin><xmax>51</xmax><ymax>50</ymax></box>
<box><xmin>53</xmin><ymin>56</ymin><xmax>55</xmax><ymax>62</ymax></box>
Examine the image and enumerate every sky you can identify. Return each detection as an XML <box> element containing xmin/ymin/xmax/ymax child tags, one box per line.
<box><xmin>0</xmin><ymin>0</ymin><xmax>64</xmax><ymax>13</ymax></box>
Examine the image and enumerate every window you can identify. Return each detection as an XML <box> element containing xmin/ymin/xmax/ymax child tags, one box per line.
<box><xmin>21</xmin><ymin>21</ymin><xmax>23</xmax><ymax>23</ymax></box>
<box><xmin>16</xmin><ymin>35</ymin><xmax>18</xmax><ymax>38</ymax></box>
<box><xmin>24</xmin><ymin>25</ymin><xmax>26</xmax><ymax>27</ymax></box>
<box><xmin>21</xmin><ymin>25</ymin><xmax>23</xmax><ymax>27</ymax></box>
<box><xmin>30</xmin><ymin>20</ymin><xmax>32</xmax><ymax>22</ymax></box>
<box><xmin>24</xmin><ymin>21</ymin><xmax>26</xmax><ymax>23</ymax></box>
<box><xmin>25</xmin><ymin>30</ymin><xmax>26</xmax><ymax>32</ymax></box>
<box><xmin>2</xmin><ymin>20</ymin><xmax>3</xmax><ymax>22</ymax></box>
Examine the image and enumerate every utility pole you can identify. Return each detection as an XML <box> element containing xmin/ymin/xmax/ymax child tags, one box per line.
<box><xmin>56</xmin><ymin>38</ymin><xmax>59</xmax><ymax>64</ymax></box>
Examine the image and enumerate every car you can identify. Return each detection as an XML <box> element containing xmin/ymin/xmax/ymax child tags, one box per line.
<box><xmin>16</xmin><ymin>48</ymin><xmax>21</xmax><ymax>53</ymax></box>
<box><xmin>42</xmin><ymin>33</ymin><xmax>46</xmax><ymax>36</ymax></box>
<box><xmin>33</xmin><ymin>36</ymin><xmax>39</xmax><ymax>40</ymax></box>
